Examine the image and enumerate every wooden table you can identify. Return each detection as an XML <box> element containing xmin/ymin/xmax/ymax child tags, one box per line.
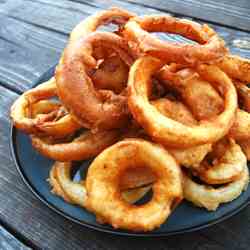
<box><xmin>1</xmin><ymin>0</ymin><xmax>250</xmax><ymax>249</ymax></box>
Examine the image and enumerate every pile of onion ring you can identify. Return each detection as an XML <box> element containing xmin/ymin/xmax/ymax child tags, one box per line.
<box><xmin>10</xmin><ymin>7</ymin><xmax>250</xmax><ymax>231</ymax></box>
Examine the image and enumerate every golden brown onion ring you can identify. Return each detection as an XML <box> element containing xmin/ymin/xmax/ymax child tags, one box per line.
<box><xmin>24</xmin><ymin>7</ymin><xmax>135</xmax><ymax>129</ymax></box>
<box><xmin>152</xmin><ymin>98</ymin><xmax>212</xmax><ymax>167</ymax></box>
<box><xmin>216</xmin><ymin>55</ymin><xmax>250</xmax><ymax>83</ymax></box>
<box><xmin>197</xmin><ymin>139</ymin><xmax>246</xmax><ymax>184</ymax></box>
<box><xmin>10</xmin><ymin>79</ymin><xmax>57</xmax><ymax>134</ymax></box>
<box><xmin>49</xmin><ymin>161</ymin><xmax>152</xmax><ymax>207</ymax></box>
<box><xmin>159</xmin><ymin>67</ymin><xmax>250</xmax><ymax>141</ymax></box>
<box><xmin>31</xmin><ymin>129</ymin><xmax>121</xmax><ymax>161</ymax></box>
<box><xmin>85</xmin><ymin>139</ymin><xmax>183</xmax><ymax>231</ymax></box>
<box><xmin>183</xmin><ymin>164</ymin><xmax>249</xmax><ymax>211</ymax></box>
<box><xmin>29</xmin><ymin>7</ymin><xmax>135</xmax><ymax>119</ymax></box>
<box><xmin>128</xmin><ymin>56</ymin><xmax>237</xmax><ymax>148</ymax></box>
<box><xmin>123</xmin><ymin>15</ymin><xmax>227</xmax><ymax>64</ymax></box>
<box><xmin>56</xmin><ymin>31</ymin><xmax>134</xmax><ymax>130</ymax></box>
<box><xmin>49</xmin><ymin>162</ymin><xmax>73</xmax><ymax>203</ymax></box>
<box><xmin>11</xmin><ymin>79</ymin><xmax>81</xmax><ymax>137</ymax></box>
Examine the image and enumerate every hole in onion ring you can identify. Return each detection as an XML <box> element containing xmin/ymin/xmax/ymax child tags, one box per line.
<box><xmin>56</xmin><ymin>31</ymin><xmax>134</xmax><ymax>130</ymax></box>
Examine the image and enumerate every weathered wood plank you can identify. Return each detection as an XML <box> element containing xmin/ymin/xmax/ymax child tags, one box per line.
<box><xmin>69</xmin><ymin>0</ymin><xmax>164</xmax><ymax>15</ymax></box>
<box><xmin>124</xmin><ymin>0</ymin><xmax>250</xmax><ymax>32</ymax></box>
<box><xmin>0</xmin><ymin>14</ymin><xmax>66</xmax><ymax>92</ymax></box>
<box><xmin>2</xmin><ymin>86</ymin><xmax>250</xmax><ymax>250</ymax></box>
<box><xmin>0</xmin><ymin>0</ymin><xmax>92</xmax><ymax>35</ymax></box>
<box><xmin>0</xmin><ymin>224</ymin><xmax>31</xmax><ymax>250</ymax></box>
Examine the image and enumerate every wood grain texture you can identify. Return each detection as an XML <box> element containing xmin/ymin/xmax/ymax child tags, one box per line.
<box><xmin>0</xmin><ymin>225</ymin><xmax>31</xmax><ymax>250</ymax></box>
<box><xmin>125</xmin><ymin>0</ymin><xmax>250</xmax><ymax>32</ymax></box>
<box><xmin>0</xmin><ymin>0</ymin><xmax>250</xmax><ymax>249</ymax></box>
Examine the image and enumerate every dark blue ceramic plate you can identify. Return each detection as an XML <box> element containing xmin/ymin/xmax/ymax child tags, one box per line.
<box><xmin>10</xmin><ymin>66</ymin><xmax>250</xmax><ymax>236</ymax></box>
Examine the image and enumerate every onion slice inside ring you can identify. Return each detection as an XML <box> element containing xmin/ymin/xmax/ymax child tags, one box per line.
<box><xmin>128</xmin><ymin>56</ymin><xmax>237</xmax><ymax>148</ymax></box>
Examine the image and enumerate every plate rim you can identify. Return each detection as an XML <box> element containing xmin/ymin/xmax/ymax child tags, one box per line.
<box><xmin>9</xmin><ymin>67</ymin><xmax>250</xmax><ymax>237</ymax></box>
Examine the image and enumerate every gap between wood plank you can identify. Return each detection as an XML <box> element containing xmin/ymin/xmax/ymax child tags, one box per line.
<box><xmin>0</xmin><ymin>218</ymin><xmax>39</xmax><ymax>250</ymax></box>
<box><xmin>5</xmin><ymin>14</ymin><xmax>69</xmax><ymax>37</ymax></box>
<box><xmin>0</xmin><ymin>81</ymin><xmax>23</xmax><ymax>95</ymax></box>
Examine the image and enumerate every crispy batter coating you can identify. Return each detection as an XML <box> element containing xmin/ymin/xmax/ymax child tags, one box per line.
<box><xmin>56</xmin><ymin>32</ymin><xmax>133</xmax><ymax>130</ymax></box>
<box><xmin>128</xmin><ymin>56</ymin><xmax>237</xmax><ymax>148</ymax></box>
<box><xmin>31</xmin><ymin>129</ymin><xmax>121</xmax><ymax>161</ymax></box>
<box><xmin>123</xmin><ymin>15</ymin><xmax>227</xmax><ymax>64</ymax></box>
<box><xmin>85</xmin><ymin>139</ymin><xmax>183</xmax><ymax>231</ymax></box>
<box><xmin>197</xmin><ymin>139</ymin><xmax>246</xmax><ymax>184</ymax></box>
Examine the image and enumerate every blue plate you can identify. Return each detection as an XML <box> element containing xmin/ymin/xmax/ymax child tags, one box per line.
<box><xmin>10</xmin><ymin>66</ymin><xmax>250</xmax><ymax>236</ymax></box>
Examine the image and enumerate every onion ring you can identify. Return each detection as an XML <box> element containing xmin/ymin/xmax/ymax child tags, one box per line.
<box><xmin>128</xmin><ymin>56</ymin><xmax>237</xmax><ymax>148</ymax></box>
<box><xmin>49</xmin><ymin>161</ymin><xmax>152</xmax><ymax>207</ymax></box>
<box><xmin>183</xmin><ymin>164</ymin><xmax>249</xmax><ymax>211</ymax></box>
<box><xmin>159</xmin><ymin>67</ymin><xmax>250</xmax><ymax>141</ymax></box>
<box><xmin>31</xmin><ymin>129</ymin><xmax>121</xmax><ymax>161</ymax></box>
<box><xmin>10</xmin><ymin>79</ymin><xmax>56</xmax><ymax>134</ymax></box>
<box><xmin>56</xmin><ymin>31</ymin><xmax>134</xmax><ymax>130</ymax></box>
<box><xmin>196</xmin><ymin>139</ymin><xmax>246</xmax><ymax>184</ymax></box>
<box><xmin>16</xmin><ymin>7</ymin><xmax>135</xmax><ymax>132</ymax></box>
<box><xmin>49</xmin><ymin>162</ymin><xmax>73</xmax><ymax>203</ymax></box>
<box><xmin>17</xmin><ymin>8</ymin><xmax>134</xmax><ymax>133</ymax></box>
<box><xmin>10</xmin><ymin>79</ymin><xmax>81</xmax><ymax>137</ymax></box>
<box><xmin>123</xmin><ymin>15</ymin><xmax>227</xmax><ymax>64</ymax></box>
<box><xmin>152</xmin><ymin>98</ymin><xmax>212</xmax><ymax>167</ymax></box>
<box><xmin>216</xmin><ymin>55</ymin><xmax>250</xmax><ymax>83</ymax></box>
<box><xmin>85</xmin><ymin>139</ymin><xmax>183</xmax><ymax>231</ymax></box>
